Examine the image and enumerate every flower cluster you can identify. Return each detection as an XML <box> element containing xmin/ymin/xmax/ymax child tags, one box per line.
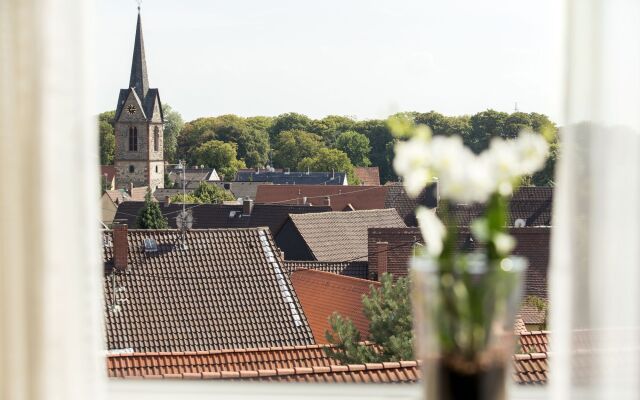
<box><xmin>393</xmin><ymin>128</ymin><xmax>549</xmax><ymax>204</ymax></box>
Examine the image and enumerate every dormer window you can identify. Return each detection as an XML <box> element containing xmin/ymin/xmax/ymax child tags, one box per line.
<box><xmin>128</xmin><ymin>126</ymin><xmax>138</xmax><ymax>151</ymax></box>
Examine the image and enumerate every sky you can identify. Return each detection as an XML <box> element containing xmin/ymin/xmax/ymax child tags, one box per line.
<box><xmin>96</xmin><ymin>0</ymin><xmax>565</xmax><ymax>123</ymax></box>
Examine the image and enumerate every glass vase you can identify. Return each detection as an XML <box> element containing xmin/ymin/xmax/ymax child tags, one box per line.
<box><xmin>411</xmin><ymin>254</ymin><xmax>527</xmax><ymax>400</ymax></box>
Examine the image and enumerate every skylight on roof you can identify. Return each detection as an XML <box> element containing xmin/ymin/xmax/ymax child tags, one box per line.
<box><xmin>143</xmin><ymin>238</ymin><xmax>158</xmax><ymax>253</ymax></box>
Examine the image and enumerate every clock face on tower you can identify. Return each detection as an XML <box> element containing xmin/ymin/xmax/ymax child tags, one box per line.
<box><xmin>127</xmin><ymin>104</ymin><xmax>137</xmax><ymax>114</ymax></box>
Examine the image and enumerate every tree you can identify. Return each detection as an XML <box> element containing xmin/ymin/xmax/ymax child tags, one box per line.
<box><xmin>162</xmin><ymin>104</ymin><xmax>184</xmax><ymax>163</ymax></box>
<box><xmin>176</xmin><ymin>117</ymin><xmax>217</xmax><ymax>164</ymax></box>
<box><xmin>355</xmin><ymin>119</ymin><xmax>396</xmax><ymax>183</ymax></box>
<box><xmin>136</xmin><ymin>189</ymin><xmax>168</xmax><ymax>229</ymax></box>
<box><xmin>325</xmin><ymin>273</ymin><xmax>413</xmax><ymax>364</ymax></box>
<box><xmin>193</xmin><ymin>140</ymin><xmax>246</xmax><ymax>180</ymax></box>
<box><xmin>468</xmin><ymin>109</ymin><xmax>509</xmax><ymax>153</ymax></box>
<box><xmin>412</xmin><ymin>111</ymin><xmax>471</xmax><ymax>138</ymax></box>
<box><xmin>98</xmin><ymin>111</ymin><xmax>116</xmax><ymax>165</ymax></box>
<box><xmin>272</xmin><ymin>130</ymin><xmax>323</xmax><ymax>169</ymax></box>
<box><xmin>524</xmin><ymin>295</ymin><xmax>549</xmax><ymax>330</ymax></box>
<box><xmin>335</xmin><ymin>130</ymin><xmax>371</xmax><ymax>167</ymax></box>
<box><xmin>192</xmin><ymin>182</ymin><xmax>235</xmax><ymax>203</ymax></box>
<box><xmin>311</xmin><ymin>115</ymin><xmax>356</xmax><ymax>146</ymax></box>
<box><xmin>298</xmin><ymin>148</ymin><xmax>359</xmax><ymax>184</ymax></box>
<box><xmin>268</xmin><ymin>113</ymin><xmax>313</xmax><ymax>143</ymax></box>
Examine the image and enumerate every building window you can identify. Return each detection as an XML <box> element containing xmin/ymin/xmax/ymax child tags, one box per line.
<box><xmin>153</xmin><ymin>126</ymin><xmax>160</xmax><ymax>152</ymax></box>
<box><xmin>129</xmin><ymin>165</ymin><xmax>135</xmax><ymax>173</ymax></box>
<box><xmin>155</xmin><ymin>165</ymin><xmax>158</xmax><ymax>173</ymax></box>
<box><xmin>128</xmin><ymin>126</ymin><xmax>138</xmax><ymax>151</ymax></box>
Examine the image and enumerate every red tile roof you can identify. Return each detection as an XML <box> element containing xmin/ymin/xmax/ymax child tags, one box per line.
<box><xmin>117</xmin><ymin>360</ymin><xmax>421</xmax><ymax>383</ymax></box>
<box><xmin>354</xmin><ymin>167</ymin><xmax>381</xmax><ymax>186</ymax></box>
<box><xmin>108</xmin><ymin>344</ymin><xmax>546</xmax><ymax>385</ymax></box>
<box><xmin>102</xmin><ymin>228</ymin><xmax>314</xmax><ymax>352</ymax></box>
<box><xmin>284</xmin><ymin>209</ymin><xmax>406</xmax><ymax>262</ymax></box>
<box><xmin>290</xmin><ymin>269</ymin><xmax>380</xmax><ymax>344</ymax></box>
<box><xmin>513</xmin><ymin>353</ymin><xmax>548</xmax><ymax>385</ymax></box>
<box><xmin>255</xmin><ymin>185</ymin><xmax>388</xmax><ymax>211</ymax></box>
<box><xmin>519</xmin><ymin>331</ymin><xmax>550</xmax><ymax>353</ymax></box>
<box><xmin>107</xmin><ymin>344</ymin><xmax>342</xmax><ymax>378</ymax></box>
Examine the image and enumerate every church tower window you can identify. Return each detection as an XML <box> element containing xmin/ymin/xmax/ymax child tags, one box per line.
<box><xmin>153</xmin><ymin>126</ymin><xmax>159</xmax><ymax>152</ymax></box>
<box><xmin>128</xmin><ymin>127</ymin><xmax>138</xmax><ymax>151</ymax></box>
<box><xmin>129</xmin><ymin>165</ymin><xmax>135</xmax><ymax>173</ymax></box>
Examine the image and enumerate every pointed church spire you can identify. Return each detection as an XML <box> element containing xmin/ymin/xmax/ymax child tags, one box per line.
<box><xmin>129</xmin><ymin>8</ymin><xmax>149</xmax><ymax>99</ymax></box>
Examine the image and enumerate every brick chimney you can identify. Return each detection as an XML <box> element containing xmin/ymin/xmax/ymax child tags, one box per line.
<box><xmin>324</xmin><ymin>196</ymin><xmax>331</xmax><ymax>207</ymax></box>
<box><xmin>113</xmin><ymin>223</ymin><xmax>128</xmax><ymax>272</ymax></box>
<box><xmin>376</xmin><ymin>241</ymin><xmax>389</xmax><ymax>280</ymax></box>
<box><xmin>243</xmin><ymin>197</ymin><xmax>254</xmax><ymax>215</ymax></box>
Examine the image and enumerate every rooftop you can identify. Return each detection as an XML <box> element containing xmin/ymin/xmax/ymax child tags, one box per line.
<box><xmin>236</xmin><ymin>171</ymin><xmax>347</xmax><ymax>185</ymax></box>
<box><xmin>103</xmin><ymin>227</ymin><xmax>314</xmax><ymax>352</ymax></box>
<box><xmin>113</xmin><ymin>202</ymin><xmax>331</xmax><ymax>235</ymax></box>
<box><xmin>290</xmin><ymin>269</ymin><xmax>380</xmax><ymax>344</ymax></box>
<box><xmin>281</xmin><ymin>209</ymin><xmax>406</xmax><ymax>262</ymax></box>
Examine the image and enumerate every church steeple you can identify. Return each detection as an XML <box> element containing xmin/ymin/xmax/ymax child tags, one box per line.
<box><xmin>129</xmin><ymin>9</ymin><xmax>149</xmax><ymax>99</ymax></box>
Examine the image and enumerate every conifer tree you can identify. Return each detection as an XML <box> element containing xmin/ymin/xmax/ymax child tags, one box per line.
<box><xmin>325</xmin><ymin>273</ymin><xmax>414</xmax><ymax>363</ymax></box>
<box><xmin>136</xmin><ymin>188</ymin><xmax>168</xmax><ymax>229</ymax></box>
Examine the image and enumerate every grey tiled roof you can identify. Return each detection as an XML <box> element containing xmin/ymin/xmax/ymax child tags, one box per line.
<box><xmin>103</xmin><ymin>228</ymin><xmax>314</xmax><ymax>352</ymax></box>
<box><xmin>114</xmin><ymin>202</ymin><xmax>331</xmax><ymax>235</ymax></box>
<box><xmin>286</xmin><ymin>209</ymin><xmax>406</xmax><ymax>262</ymax></box>
<box><xmin>235</xmin><ymin>171</ymin><xmax>347</xmax><ymax>185</ymax></box>
<box><xmin>283</xmin><ymin>260</ymin><xmax>369</xmax><ymax>279</ymax></box>
<box><xmin>384</xmin><ymin>183</ymin><xmax>438</xmax><ymax>226</ymax></box>
<box><xmin>442</xmin><ymin>187</ymin><xmax>553</xmax><ymax>227</ymax></box>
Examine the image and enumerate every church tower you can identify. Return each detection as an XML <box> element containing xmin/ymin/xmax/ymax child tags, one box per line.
<box><xmin>114</xmin><ymin>8</ymin><xmax>164</xmax><ymax>191</ymax></box>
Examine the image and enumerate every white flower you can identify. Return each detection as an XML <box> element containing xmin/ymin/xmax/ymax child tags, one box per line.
<box><xmin>515</xmin><ymin>130</ymin><xmax>549</xmax><ymax>175</ymax></box>
<box><xmin>394</xmin><ymin>137</ymin><xmax>432</xmax><ymax>197</ymax></box>
<box><xmin>483</xmin><ymin>138</ymin><xmax>520</xmax><ymax>196</ymax></box>
<box><xmin>432</xmin><ymin>138</ymin><xmax>493</xmax><ymax>204</ymax></box>
<box><xmin>493</xmin><ymin>232</ymin><xmax>516</xmax><ymax>256</ymax></box>
<box><xmin>416</xmin><ymin>207</ymin><xmax>446</xmax><ymax>257</ymax></box>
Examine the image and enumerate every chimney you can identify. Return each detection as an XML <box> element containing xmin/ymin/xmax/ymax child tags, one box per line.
<box><xmin>243</xmin><ymin>197</ymin><xmax>254</xmax><ymax>215</ymax></box>
<box><xmin>129</xmin><ymin>182</ymin><xmax>134</xmax><ymax>195</ymax></box>
<box><xmin>376</xmin><ymin>241</ymin><xmax>389</xmax><ymax>281</ymax></box>
<box><xmin>324</xmin><ymin>196</ymin><xmax>331</xmax><ymax>207</ymax></box>
<box><xmin>164</xmin><ymin>196</ymin><xmax>171</xmax><ymax>207</ymax></box>
<box><xmin>113</xmin><ymin>224</ymin><xmax>129</xmax><ymax>272</ymax></box>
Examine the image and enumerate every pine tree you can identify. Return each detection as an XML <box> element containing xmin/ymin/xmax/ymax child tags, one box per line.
<box><xmin>136</xmin><ymin>188</ymin><xmax>168</xmax><ymax>229</ymax></box>
<box><xmin>324</xmin><ymin>273</ymin><xmax>414</xmax><ymax>363</ymax></box>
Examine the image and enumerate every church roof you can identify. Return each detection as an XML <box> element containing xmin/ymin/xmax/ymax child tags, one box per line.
<box><xmin>114</xmin><ymin>11</ymin><xmax>163</xmax><ymax>123</ymax></box>
<box><xmin>130</xmin><ymin>11</ymin><xmax>149</xmax><ymax>100</ymax></box>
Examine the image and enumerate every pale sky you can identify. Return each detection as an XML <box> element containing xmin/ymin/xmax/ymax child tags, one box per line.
<box><xmin>96</xmin><ymin>0</ymin><xmax>565</xmax><ymax>122</ymax></box>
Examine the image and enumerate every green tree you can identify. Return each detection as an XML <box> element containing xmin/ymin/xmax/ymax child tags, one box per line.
<box><xmin>162</xmin><ymin>104</ymin><xmax>184</xmax><ymax>163</ymax></box>
<box><xmin>311</xmin><ymin>115</ymin><xmax>356</xmax><ymax>146</ymax></box>
<box><xmin>468</xmin><ymin>109</ymin><xmax>509</xmax><ymax>153</ymax></box>
<box><xmin>298</xmin><ymin>148</ymin><xmax>358</xmax><ymax>183</ymax></box>
<box><xmin>98</xmin><ymin>111</ymin><xmax>116</xmax><ymax>165</ymax></box>
<box><xmin>412</xmin><ymin>111</ymin><xmax>471</xmax><ymax>138</ymax></box>
<box><xmin>325</xmin><ymin>273</ymin><xmax>413</xmax><ymax>364</ymax></box>
<box><xmin>192</xmin><ymin>182</ymin><xmax>235</xmax><ymax>203</ymax></box>
<box><xmin>177</xmin><ymin>117</ymin><xmax>217</xmax><ymax>163</ymax></box>
<box><xmin>355</xmin><ymin>119</ymin><xmax>396</xmax><ymax>183</ymax></box>
<box><xmin>335</xmin><ymin>130</ymin><xmax>371</xmax><ymax>167</ymax></box>
<box><xmin>169</xmin><ymin>193</ymin><xmax>201</xmax><ymax>204</ymax></box>
<box><xmin>272</xmin><ymin>130</ymin><xmax>324</xmax><ymax>169</ymax></box>
<box><xmin>268</xmin><ymin>113</ymin><xmax>313</xmax><ymax>143</ymax></box>
<box><xmin>136</xmin><ymin>189</ymin><xmax>168</xmax><ymax>229</ymax></box>
<box><xmin>193</xmin><ymin>140</ymin><xmax>246</xmax><ymax>180</ymax></box>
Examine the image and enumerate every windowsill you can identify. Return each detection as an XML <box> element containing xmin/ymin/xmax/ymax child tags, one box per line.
<box><xmin>107</xmin><ymin>381</ymin><xmax>548</xmax><ymax>400</ymax></box>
